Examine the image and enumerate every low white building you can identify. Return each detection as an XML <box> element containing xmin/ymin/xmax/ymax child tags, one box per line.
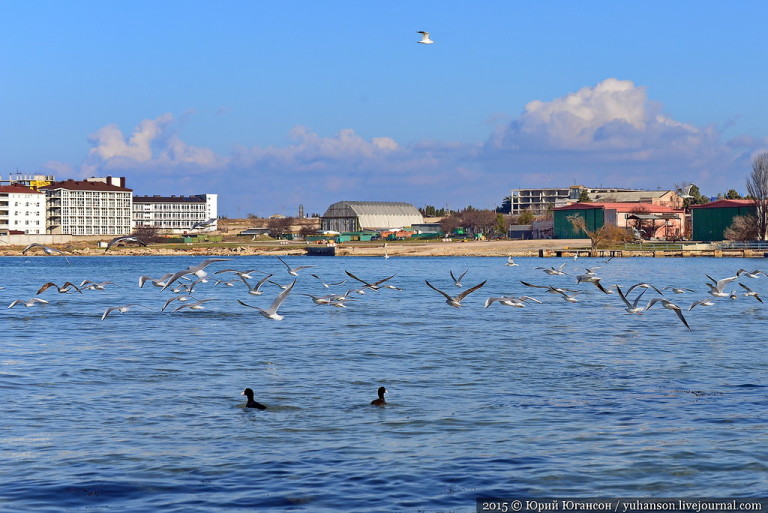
<box><xmin>132</xmin><ymin>194</ymin><xmax>218</xmax><ymax>232</ymax></box>
<box><xmin>0</xmin><ymin>184</ymin><xmax>46</xmax><ymax>234</ymax></box>
<box><xmin>39</xmin><ymin>179</ymin><xmax>133</xmax><ymax>235</ymax></box>
<box><xmin>320</xmin><ymin>201</ymin><xmax>424</xmax><ymax>233</ymax></box>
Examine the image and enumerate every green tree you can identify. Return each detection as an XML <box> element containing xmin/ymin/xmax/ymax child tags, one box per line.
<box><xmin>725</xmin><ymin>189</ymin><xmax>743</xmax><ymax>199</ymax></box>
<box><xmin>517</xmin><ymin>209</ymin><xmax>535</xmax><ymax>225</ymax></box>
<box><xmin>578</xmin><ymin>189</ymin><xmax>591</xmax><ymax>202</ymax></box>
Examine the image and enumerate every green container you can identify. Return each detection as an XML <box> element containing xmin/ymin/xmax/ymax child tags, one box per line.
<box><xmin>692</xmin><ymin>205</ymin><xmax>757</xmax><ymax>241</ymax></box>
<box><xmin>553</xmin><ymin>207</ymin><xmax>604</xmax><ymax>239</ymax></box>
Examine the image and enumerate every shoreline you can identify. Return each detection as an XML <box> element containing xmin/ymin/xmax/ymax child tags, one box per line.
<box><xmin>3</xmin><ymin>239</ymin><xmax>766</xmax><ymax>258</ymax></box>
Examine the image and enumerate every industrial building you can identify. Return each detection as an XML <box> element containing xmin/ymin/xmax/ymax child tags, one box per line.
<box><xmin>690</xmin><ymin>199</ymin><xmax>757</xmax><ymax>241</ymax></box>
<box><xmin>553</xmin><ymin>202</ymin><xmax>685</xmax><ymax>240</ymax></box>
<box><xmin>320</xmin><ymin>201</ymin><xmax>423</xmax><ymax>233</ymax></box>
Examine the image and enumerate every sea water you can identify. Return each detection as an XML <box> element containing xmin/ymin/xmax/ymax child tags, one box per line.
<box><xmin>1</xmin><ymin>255</ymin><xmax>767</xmax><ymax>512</ymax></box>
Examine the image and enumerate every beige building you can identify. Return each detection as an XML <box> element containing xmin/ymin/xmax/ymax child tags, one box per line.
<box><xmin>39</xmin><ymin>178</ymin><xmax>133</xmax><ymax>235</ymax></box>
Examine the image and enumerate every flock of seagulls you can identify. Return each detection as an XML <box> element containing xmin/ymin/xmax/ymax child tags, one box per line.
<box><xmin>9</xmin><ymin>249</ymin><xmax>768</xmax><ymax>333</ymax></box>
<box><xmin>8</xmin><ymin>249</ymin><xmax>768</xmax><ymax>408</ymax></box>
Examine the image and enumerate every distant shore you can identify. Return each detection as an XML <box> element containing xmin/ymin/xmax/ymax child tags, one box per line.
<box><xmin>3</xmin><ymin>239</ymin><xmax>765</xmax><ymax>258</ymax></box>
<box><xmin>1</xmin><ymin>239</ymin><xmax>585</xmax><ymax>258</ymax></box>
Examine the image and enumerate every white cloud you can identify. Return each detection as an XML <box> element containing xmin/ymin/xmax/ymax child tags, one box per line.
<box><xmin>65</xmin><ymin>80</ymin><xmax>768</xmax><ymax>215</ymax></box>
<box><xmin>81</xmin><ymin>113</ymin><xmax>225</xmax><ymax>176</ymax></box>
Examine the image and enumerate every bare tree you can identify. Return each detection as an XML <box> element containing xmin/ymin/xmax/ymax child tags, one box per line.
<box><xmin>746</xmin><ymin>152</ymin><xmax>768</xmax><ymax>240</ymax></box>
<box><xmin>724</xmin><ymin>215</ymin><xmax>760</xmax><ymax>241</ymax></box>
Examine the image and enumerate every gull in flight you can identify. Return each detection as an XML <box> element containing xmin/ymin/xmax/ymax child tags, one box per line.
<box><xmin>345</xmin><ymin>270</ymin><xmax>397</xmax><ymax>291</ymax></box>
<box><xmin>739</xmin><ymin>283</ymin><xmax>763</xmax><ymax>303</ymax></box>
<box><xmin>520</xmin><ymin>280</ymin><xmax>580</xmax><ymax>296</ymax></box>
<box><xmin>101</xmin><ymin>304</ymin><xmax>151</xmax><ymax>320</ymax></box>
<box><xmin>214</xmin><ymin>268</ymin><xmax>267</xmax><ymax>281</ymax></box>
<box><xmin>80</xmin><ymin>280</ymin><xmax>115</xmax><ymax>291</ymax></box>
<box><xmin>172</xmin><ymin>298</ymin><xmax>217</xmax><ymax>313</ymax></box>
<box><xmin>139</xmin><ymin>273</ymin><xmax>174</xmax><ymax>288</ymax></box>
<box><xmin>21</xmin><ymin>243</ymin><xmax>70</xmax><ymax>264</ymax></box>
<box><xmin>535</xmin><ymin>263</ymin><xmax>567</xmax><ymax>275</ymax></box>
<box><xmin>736</xmin><ymin>269</ymin><xmax>765</xmax><ymax>279</ymax></box>
<box><xmin>689</xmin><ymin>298</ymin><xmax>715</xmax><ymax>311</ymax></box>
<box><xmin>276</xmin><ymin>256</ymin><xmax>317</xmax><ymax>277</ymax></box>
<box><xmin>240</xmin><ymin>273</ymin><xmax>274</xmax><ymax>296</ymax></box>
<box><xmin>105</xmin><ymin>236</ymin><xmax>148</xmax><ymax>252</ymax></box>
<box><xmin>505</xmin><ymin>256</ymin><xmax>519</xmax><ymax>267</ymax></box>
<box><xmin>9</xmin><ymin>297</ymin><xmax>49</xmax><ymax>308</ymax></box>
<box><xmin>238</xmin><ymin>279</ymin><xmax>296</xmax><ymax>320</ymax></box>
<box><xmin>450</xmin><ymin>269</ymin><xmax>469</xmax><ymax>287</ymax></box>
<box><xmin>425</xmin><ymin>280</ymin><xmax>486</xmax><ymax>308</ymax></box>
<box><xmin>576</xmin><ymin>274</ymin><xmax>611</xmax><ymax>294</ymax></box>
<box><xmin>161</xmin><ymin>258</ymin><xmax>230</xmax><ymax>291</ymax></box>
<box><xmin>615</xmin><ymin>285</ymin><xmax>647</xmax><ymax>314</ymax></box>
<box><xmin>625</xmin><ymin>282</ymin><xmax>664</xmax><ymax>296</ymax></box>
<box><xmin>645</xmin><ymin>298</ymin><xmax>691</xmax><ymax>330</ymax></box>
<box><xmin>662</xmin><ymin>286</ymin><xmax>695</xmax><ymax>294</ymax></box>
<box><xmin>301</xmin><ymin>292</ymin><xmax>355</xmax><ymax>308</ymax></box>
<box><xmin>162</xmin><ymin>295</ymin><xmax>193</xmax><ymax>312</ymax></box>
<box><xmin>417</xmin><ymin>31</ymin><xmax>434</xmax><ymax>44</ymax></box>
<box><xmin>36</xmin><ymin>281</ymin><xmax>83</xmax><ymax>294</ymax></box>
<box><xmin>704</xmin><ymin>274</ymin><xmax>738</xmax><ymax>298</ymax></box>
<box><xmin>484</xmin><ymin>295</ymin><xmax>542</xmax><ymax>308</ymax></box>
<box><xmin>310</xmin><ymin>274</ymin><xmax>347</xmax><ymax>288</ymax></box>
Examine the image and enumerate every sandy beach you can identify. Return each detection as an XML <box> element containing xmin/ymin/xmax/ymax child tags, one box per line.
<box><xmin>0</xmin><ymin>239</ymin><xmax>589</xmax><ymax>258</ymax></box>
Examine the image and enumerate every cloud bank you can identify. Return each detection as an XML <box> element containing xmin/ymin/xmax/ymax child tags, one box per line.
<box><xmin>68</xmin><ymin>78</ymin><xmax>768</xmax><ymax>216</ymax></box>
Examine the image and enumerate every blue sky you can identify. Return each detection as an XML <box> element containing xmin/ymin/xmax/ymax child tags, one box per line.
<box><xmin>2</xmin><ymin>1</ymin><xmax>767</xmax><ymax>217</ymax></box>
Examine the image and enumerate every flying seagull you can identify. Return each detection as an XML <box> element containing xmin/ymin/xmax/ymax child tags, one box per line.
<box><xmin>615</xmin><ymin>285</ymin><xmax>647</xmax><ymax>315</ymax></box>
<box><xmin>484</xmin><ymin>295</ymin><xmax>542</xmax><ymax>309</ymax></box>
<box><xmin>704</xmin><ymin>274</ymin><xmax>739</xmax><ymax>298</ymax></box>
<box><xmin>237</xmin><ymin>279</ymin><xmax>296</xmax><ymax>320</ymax></box>
<box><xmin>160</xmin><ymin>258</ymin><xmax>230</xmax><ymax>291</ymax></box>
<box><xmin>450</xmin><ymin>269</ymin><xmax>469</xmax><ymax>287</ymax></box>
<box><xmin>417</xmin><ymin>31</ymin><xmax>434</xmax><ymax>44</ymax></box>
<box><xmin>36</xmin><ymin>281</ymin><xmax>83</xmax><ymax>295</ymax></box>
<box><xmin>21</xmin><ymin>243</ymin><xmax>70</xmax><ymax>264</ymax></box>
<box><xmin>425</xmin><ymin>280</ymin><xmax>486</xmax><ymax>308</ymax></box>
<box><xmin>344</xmin><ymin>270</ymin><xmax>397</xmax><ymax>291</ymax></box>
<box><xmin>645</xmin><ymin>298</ymin><xmax>691</xmax><ymax>330</ymax></box>
<box><xmin>101</xmin><ymin>304</ymin><xmax>151</xmax><ymax>321</ymax></box>
<box><xmin>9</xmin><ymin>298</ymin><xmax>49</xmax><ymax>308</ymax></box>
<box><xmin>105</xmin><ymin>235</ymin><xmax>148</xmax><ymax>252</ymax></box>
<box><xmin>276</xmin><ymin>256</ymin><xmax>317</xmax><ymax>277</ymax></box>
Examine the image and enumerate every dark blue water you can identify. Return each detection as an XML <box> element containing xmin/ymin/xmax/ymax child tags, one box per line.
<box><xmin>2</xmin><ymin>255</ymin><xmax>767</xmax><ymax>512</ymax></box>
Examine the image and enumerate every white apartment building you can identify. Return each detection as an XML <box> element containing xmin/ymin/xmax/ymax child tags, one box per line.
<box><xmin>39</xmin><ymin>179</ymin><xmax>133</xmax><ymax>235</ymax></box>
<box><xmin>0</xmin><ymin>184</ymin><xmax>46</xmax><ymax>234</ymax></box>
<box><xmin>132</xmin><ymin>194</ymin><xmax>218</xmax><ymax>232</ymax></box>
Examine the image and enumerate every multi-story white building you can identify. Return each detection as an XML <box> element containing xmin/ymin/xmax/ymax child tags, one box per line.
<box><xmin>132</xmin><ymin>194</ymin><xmax>218</xmax><ymax>232</ymax></box>
<box><xmin>39</xmin><ymin>178</ymin><xmax>133</xmax><ymax>235</ymax></box>
<box><xmin>0</xmin><ymin>184</ymin><xmax>46</xmax><ymax>234</ymax></box>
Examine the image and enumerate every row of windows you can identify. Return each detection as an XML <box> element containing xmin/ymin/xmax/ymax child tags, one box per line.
<box><xmin>11</xmin><ymin>202</ymin><xmax>42</xmax><ymax>207</ymax></box>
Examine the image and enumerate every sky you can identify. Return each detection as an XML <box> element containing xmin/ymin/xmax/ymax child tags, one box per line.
<box><xmin>2</xmin><ymin>1</ymin><xmax>767</xmax><ymax>218</ymax></box>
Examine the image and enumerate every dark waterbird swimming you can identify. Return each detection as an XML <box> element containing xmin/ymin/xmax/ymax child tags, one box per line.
<box><xmin>242</xmin><ymin>388</ymin><xmax>267</xmax><ymax>410</ymax></box>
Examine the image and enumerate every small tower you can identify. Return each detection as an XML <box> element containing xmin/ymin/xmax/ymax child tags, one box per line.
<box><xmin>298</xmin><ymin>204</ymin><xmax>305</xmax><ymax>218</ymax></box>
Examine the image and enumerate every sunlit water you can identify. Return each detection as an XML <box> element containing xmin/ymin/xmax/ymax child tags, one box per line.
<box><xmin>2</xmin><ymin>255</ymin><xmax>767</xmax><ymax>512</ymax></box>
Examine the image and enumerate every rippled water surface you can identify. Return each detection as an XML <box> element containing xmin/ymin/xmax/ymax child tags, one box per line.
<box><xmin>2</xmin><ymin>255</ymin><xmax>768</xmax><ymax>512</ymax></box>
